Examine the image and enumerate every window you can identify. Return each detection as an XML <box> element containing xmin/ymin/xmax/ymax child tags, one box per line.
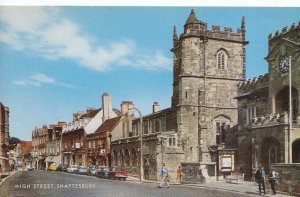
<box><xmin>217</xmin><ymin>50</ymin><xmax>228</xmax><ymax>69</ymax></box>
<box><xmin>168</xmin><ymin>137</ymin><xmax>176</xmax><ymax>147</ymax></box>
<box><xmin>143</xmin><ymin>120</ymin><xmax>148</xmax><ymax>134</ymax></box>
<box><xmin>246</xmin><ymin>106</ymin><xmax>256</xmax><ymax>124</ymax></box>
<box><xmin>215</xmin><ymin>121</ymin><xmax>229</xmax><ymax>144</ymax></box>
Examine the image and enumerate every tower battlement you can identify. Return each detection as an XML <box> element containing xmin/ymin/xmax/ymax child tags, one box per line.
<box><xmin>178</xmin><ymin>10</ymin><xmax>247</xmax><ymax>43</ymax></box>
<box><xmin>237</xmin><ymin>73</ymin><xmax>269</xmax><ymax>94</ymax></box>
<box><xmin>268</xmin><ymin>21</ymin><xmax>300</xmax><ymax>40</ymax></box>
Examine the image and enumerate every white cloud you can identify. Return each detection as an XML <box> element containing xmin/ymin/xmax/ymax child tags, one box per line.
<box><xmin>14</xmin><ymin>73</ymin><xmax>73</xmax><ymax>88</ymax></box>
<box><xmin>13</xmin><ymin>80</ymin><xmax>41</xmax><ymax>87</ymax></box>
<box><xmin>31</xmin><ymin>73</ymin><xmax>55</xmax><ymax>84</ymax></box>
<box><xmin>0</xmin><ymin>7</ymin><xmax>172</xmax><ymax>71</ymax></box>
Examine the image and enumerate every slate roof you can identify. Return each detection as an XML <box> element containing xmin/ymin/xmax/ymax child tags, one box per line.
<box><xmin>95</xmin><ymin>116</ymin><xmax>122</xmax><ymax>133</ymax></box>
<box><xmin>79</xmin><ymin>108</ymin><xmax>101</xmax><ymax>119</ymax></box>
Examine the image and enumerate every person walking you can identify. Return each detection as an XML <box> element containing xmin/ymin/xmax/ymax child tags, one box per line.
<box><xmin>269</xmin><ymin>170</ymin><xmax>280</xmax><ymax>195</ymax></box>
<box><xmin>255</xmin><ymin>167</ymin><xmax>266</xmax><ymax>196</ymax></box>
<box><xmin>176</xmin><ymin>166</ymin><xmax>182</xmax><ymax>183</ymax></box>
<box><xmin>159</xmin><ymin>162</ymin><xmax>170</xmax><ymax>188</ymax></box>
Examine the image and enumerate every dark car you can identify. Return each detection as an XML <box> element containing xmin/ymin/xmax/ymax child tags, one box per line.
<box><xmin>77</xmin><ymin>166</ymin><xmax>88</xmax><ymax>175</ymax></box>
<box><xmin>96</xmin><ymin>167</ymin><xmax>110</xmax><ymax>179</ymax></box>
<box><xmin>108</xmin><ymin>166</ymin><xmax>128</xmax><ymax>181</ymax></box>
<box><xmin>87</xmin><ymin>165</ymin><xmax>99</xmax><ymax>176</ymax></box>
<box><xmin>57</xmin><ymin>164</ymin><xmax>68</xmax><ymax>172</ymax></box>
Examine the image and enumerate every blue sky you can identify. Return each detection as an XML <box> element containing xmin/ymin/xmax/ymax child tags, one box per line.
<box><xmin>0</xmin><ymin>7</ymin><xmax>299</xmax><ymax>140</ymax></box>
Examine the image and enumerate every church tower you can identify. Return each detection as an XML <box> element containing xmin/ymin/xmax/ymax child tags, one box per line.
<box><xmin>172</xmin><ymin>10</ymin><xmax>248</xmax><ymax>166</ymax></box>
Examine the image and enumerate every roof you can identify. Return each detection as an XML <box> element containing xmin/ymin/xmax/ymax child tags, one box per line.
<box><xmin>79</xmin><ymin>108</ymin><xmax>101</xmax><ymax>119</ymax></box>
<box><xmin>113</xmin><ymin>109</ymin><xmax>122</xmax><ymax>116</ymax></box>
<box><xmin>95</xmin><ymin>116</ymin><xmax>122</xmax><ymax>133</ymax></box>
<box><xmin>185</xmin><ymin>9</ymin><xmax>200</xmax><ymax>25</ymax></box>
<box><xmin>20</xmin><ymin>141</ymin><xmax>32</xmax><ymax>155</ymax></box>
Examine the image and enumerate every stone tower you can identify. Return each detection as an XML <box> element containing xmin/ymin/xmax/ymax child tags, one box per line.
<box><xmin>171</xmin><ymin>10</ymin><xmax>248</xmax><ymax>164</ymax></box>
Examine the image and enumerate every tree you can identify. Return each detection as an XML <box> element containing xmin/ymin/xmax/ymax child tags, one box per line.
<box><xmin>9</xmin><ymin>137</ymin><xmax>21</xmax><ymax>150</ymax></box>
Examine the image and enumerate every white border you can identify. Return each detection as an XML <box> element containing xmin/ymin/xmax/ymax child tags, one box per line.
<box><xmin>0</xmin><ymin>0</ymin><xmax>300</xmax><ymax>7</ymax></box>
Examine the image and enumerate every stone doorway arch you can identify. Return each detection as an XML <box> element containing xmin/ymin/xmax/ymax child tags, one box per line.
<box><xmin>260</xmin><ymin>137</ymin><xmax>281</xmax><ymax>173</ymax></box>
<box><xmin>292</xmin><ymin>138</ymin><xmax>300</xmax><ymax>163</ymax></box>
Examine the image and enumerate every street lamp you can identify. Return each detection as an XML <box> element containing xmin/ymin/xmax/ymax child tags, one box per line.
<box><xmin>108</xmin><ymin>133</ymin><xmax>112</xmax><ymax>167</ymax></box>
<box><xmin>129</xmin><ymin>107</ymin><xmax>143</xmax><ymax>182</ymax></box>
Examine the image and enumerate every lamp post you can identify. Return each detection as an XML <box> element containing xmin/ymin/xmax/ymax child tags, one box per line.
<box><xmin>129</xmin><ymin>107</ymin><xmax>143</xmax><ymax>182</ymax></box>
<box><xmin>288</xmin><ymin>56</ymin><xmax>293</xmax><ymax>163</ymax></box>
<box><xmin>108</xmin><ymin>133</ymin><xmax>112</xmax><ymax>167</ymax></box>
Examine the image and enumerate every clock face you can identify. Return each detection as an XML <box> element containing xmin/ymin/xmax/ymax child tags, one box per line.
<box><xmin>279</xmin><ymin>56</ymin><xmax>289</xmax><ymax>73</ymax></box>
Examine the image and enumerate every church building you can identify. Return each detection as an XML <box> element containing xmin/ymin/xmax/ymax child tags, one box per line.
<box><xmin>111</xmin><ymin>9</ymin><xmax>247</xmax><ymax>182</ymax></box>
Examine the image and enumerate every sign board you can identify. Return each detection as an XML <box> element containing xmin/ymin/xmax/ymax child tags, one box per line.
<box><xmin>75</xmin><ymin>143</ymin><xmax>80</xmax><ymax>149</ymax></box>
<box><xmin>218</xmin><ymin>150</ymin><xmax>235</xmax><ymax>173</ymax></box>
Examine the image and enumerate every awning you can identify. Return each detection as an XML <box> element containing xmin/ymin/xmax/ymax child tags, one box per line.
<box><xmin>45</xmin><ymin>156</ymin><xmax>54</xmax><ymax>162</ymax></box>
<box><xmin>0</xmin><ymin>156</ymin><xmax>9</xmax><ymax>160</ymax></box>
<box><xmin>51</xmin><ymin>156</ymin><xmax>61</xmax><ymax>164</ymax></box>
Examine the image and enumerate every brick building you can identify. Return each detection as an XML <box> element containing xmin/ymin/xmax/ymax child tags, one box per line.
<box><xmin>62</xmin><ymin>92</ymin><xmax>121</xmax><ymax>166</ymax></box>
<box><xmin>0</xmin><ymin>102</ymin><xmax>9</xmax><ymax>172</ymax></box>
<box><xmin>86</xmin><ymin>116</ymin><xmax>122</xmax><ymax>166</ymax></box>
<box><xmin>111</xmin><ymin>9</ymin><xmax>247</xmax><ymax>182</ymax></box>
<box><xmin>15</xmin><ymin>141</ymin><xmax>32</xmax><ymax>171</ymax></box>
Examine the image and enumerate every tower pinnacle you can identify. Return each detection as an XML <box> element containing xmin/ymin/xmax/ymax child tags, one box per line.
<box><xmin>173</xmin><ymin>26</ymin><xmax>178</xmax><ymax>41</ymax></box>
<box><xmin>241</xmin><ymin>16</ymin><xmax>245</xmax><ymax>29</ymax></box>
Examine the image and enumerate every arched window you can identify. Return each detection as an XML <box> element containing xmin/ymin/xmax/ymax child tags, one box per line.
<box><xmin>217</xmin><ymin>50</ymin><xmax>228</xmax><ymax>69</ymax></box>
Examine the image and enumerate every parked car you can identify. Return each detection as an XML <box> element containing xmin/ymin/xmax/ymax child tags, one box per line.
<box><xmin>108</xmin><ymin>166</ymin><xmax>128</xmax><ymax>181</ymax></box>
<box><xmin>96</xmin><ymin>167</ymin><xmax>110</xmax><ymax>178</ymax></box>
<box><xmin>87</xmin><ymin>165</ymin><xmax>99</xmax><ymax>176</ymax></box>
<box><xmin>77</xmin><ymin>166</ymin><xmax>88</xmax><ymax>175</ymax></box>
<box><xmin>67</xmin><ymin>165</ymin><xmax>79</xmax><ymax>173</ymax></box>
<box><xmin>48</xmin><ymin>163</ymin><xmax>59</xmax><ymax>171</ymax></box>
<box><xmin>57</xmin><ymin>164</ymin><xmax>68</xmax><ymax>172</ymax></box>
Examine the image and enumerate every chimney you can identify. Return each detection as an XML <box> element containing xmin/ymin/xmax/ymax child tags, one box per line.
<box><xmin>153</xmin><ymin>102</ymin><xmax>160</xmax><ymax>113</ymax></box>
<box><xmin>121</xmin><ymin>101</ymin><xmax>134</xmax><ymax>115</ymax></box>
<box><xmin>102</xmin><ymin>92</ymin><xmax>113</xmax><ymax>122</ymax></box>
<box><xmin>58</xmin><ymin>121</ymin><xmax>67</xmax><ymax>127</ymax></box>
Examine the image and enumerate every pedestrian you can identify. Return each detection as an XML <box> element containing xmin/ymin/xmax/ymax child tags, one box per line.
<box><xmin>176</xmin><ymin>166</ymin><xmax>182</xmax><ymax>183</ymax></box>
<box><xmin>255</xmin><ymin>167</ymin><xmax>266</xmax><ymax>196</ymax></box>
<box><xmin>269</xmin><ymin>170</ymin><xmax>280</xmax><ymax>195</ymax></box>
<box><xmin>159</xmin><ymin>162</ymin><xmax>170</xmax><ymax>188</ymax></box>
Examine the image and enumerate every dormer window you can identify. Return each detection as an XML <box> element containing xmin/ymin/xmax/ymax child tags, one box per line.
<box><xmin>217</xmin><ymin>50</ymin><xmax>228</xmax><ymax>70</ymax></box>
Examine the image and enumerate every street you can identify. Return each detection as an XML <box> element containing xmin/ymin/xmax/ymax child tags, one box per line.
<box><xmin>0</xmin><ymin>171</ymin><xmax>254</xmax><ymax>197</ymax></box>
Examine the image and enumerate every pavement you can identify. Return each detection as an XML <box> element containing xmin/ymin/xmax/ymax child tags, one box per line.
<box><xmin>0</xmin><ymin>171</ymin><xmax>18</xmax><ymax>186</ymax></box>
<box><xmin>126</xmin><ymin>176</ymin><xmax>296</xmax><ymax>197</ymax></box>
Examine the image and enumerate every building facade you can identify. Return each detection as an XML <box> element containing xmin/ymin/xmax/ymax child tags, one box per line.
<box><xmin>0</xmin><ymin>102</ymin><xmax>9</xmax><ymax>172</ymax></box>
<box><xmin>15</xmin><ymin>141</ymin><xmax>32</xmax><ymax>171</ymax></box>
<box><xmin>111</xmin><ymin>9</ymin><xmax>247</xmax><ymax>182</ymax></box>
<box><xmin>62</xmin><ymin>92</ymin><xmax>121</xmax><ymax>166</ymax></box>
<box><xmin>32</xmin><ymin>125</ymin><xmax>48</xmax><ymax>169</ymax></box>
<box><xmin>237</xmin><ymin>22</ymin><xmax>300</xmax><ymax>180</ymax></box>
<box><xmin>86</xmin><ymin>116</ymin><xmax>122</xmax><ymax>167</ymax></box>
<box><xmin>45</xmin><ymin>122</ymin><xmax>66</xmax><ymax>169</ymax></box>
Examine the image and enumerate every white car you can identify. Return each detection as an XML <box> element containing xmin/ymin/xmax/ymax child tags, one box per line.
<box><xmin>67</xmin><ymin>165</ymin><xmax>78</xmax><ymax>173</ymax></box>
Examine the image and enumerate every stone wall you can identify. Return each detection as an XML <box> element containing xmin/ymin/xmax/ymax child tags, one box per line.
<box><xmin>270</xmin><ymin>163</ymin><xmax>300</xmax><ymax>195</ymax></box>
